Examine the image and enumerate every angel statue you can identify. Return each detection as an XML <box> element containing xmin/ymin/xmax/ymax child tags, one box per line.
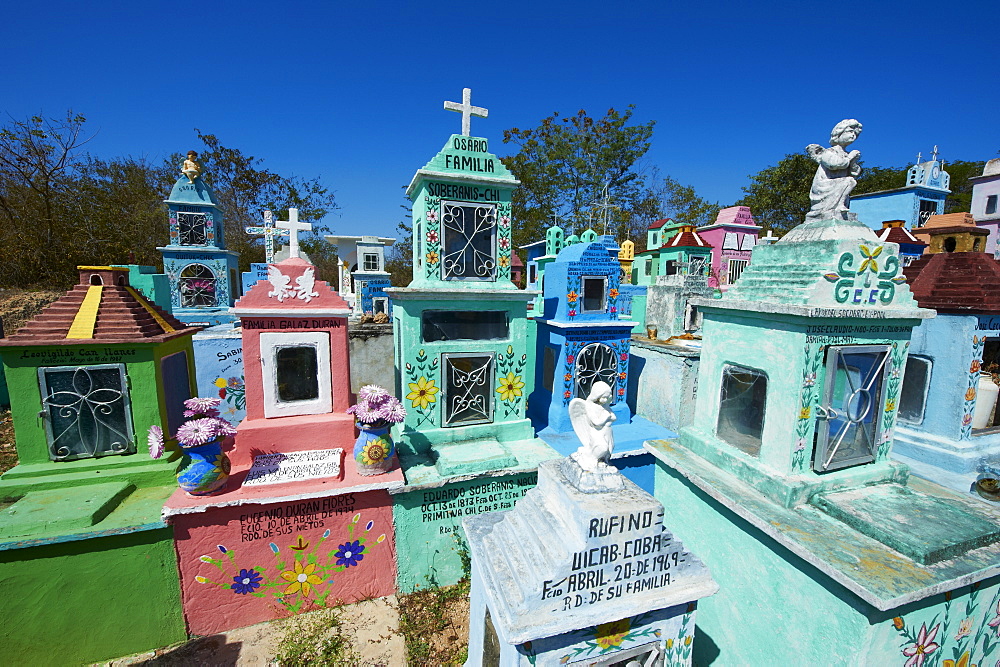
<box><xmin>805</xmin><ymin>119</ymin><xmax>863</xmax><ymax>221</ymax></box>
<box><xmin>569</xmin><ymin>381</ymin><xmax>617</xmax><ymax>472</ymax></box>
<box><xmin>181</xmin><ymin>150</ymin><xmax>202</xmax><ymax>184</ymax></box>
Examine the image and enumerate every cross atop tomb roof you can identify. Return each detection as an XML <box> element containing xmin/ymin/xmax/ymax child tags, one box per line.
<box><xmin>931</xmin><ymin>145</ymin><xmax>940</xmax><ymax>161</ymax></box>
<box><xmin>275</xmin><ymin>208</ymin><xmax>311</xmax><ymax>260</ymax></box>
<box><xmin>443</xmin><ymin>87</ymin><xmax>488</xmax><ymax>137</ymax></box>
<box><xmin>245</xmin><ymin>210</ymin><xmax>289</xmax><ymax>264</ymax></box>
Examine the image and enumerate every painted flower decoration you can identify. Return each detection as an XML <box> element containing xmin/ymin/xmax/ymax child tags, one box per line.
<box><xmin>360</xmin><ymin>437</ymin><xmax>390</xmax><ymax>465</ymax></box>
<box><xmin>620</xmin><ymin>352</ymin><xmax>629</xmax><ymax>361</ymax></box>
<box><xmin>211</xmin><ymin>454</ymin><xmax>230</xmax><ymax>475</ymax></box>
<box><xmin>618</xmin><ymin>372</ymin><xmax>627</xmax><ymax>381</ymax></box>
<box><xmin>499</xmin><ymin>237</ymin><xmax>511</xmax><ymax>250</ymax></box>
<box><xmin>608</xmin><ymin>288</ymin><xmax>620</xmax><ymax>299</ymax></box>
<box><xmin>232</xmin><ymin>568</ymin><xmax>262</xmax><ymax>595</ymax></box>
<box><xmin>885</xmin><ymin>399</ymin><xmax>897</xmax><ymax>413</ymax></box>
<box><xmin>496</xmin><ymin>372</ymin><xmax>525</xmax><ymax>402</ymax></box>
<box><xmin>564</xmin><ymin>390</ymin><xmax>572</xmax><ymax>399</ymax></box>
<box><xmin>426</xmin><ymin>209</ymin><xmax>438</xmax><ymax>223</ymax></box>
<box><xmin>566</xmin><ymin>291</ymin><xmax>579</xmax><ymax>303</ymax></box>
<box><xmin>407</xmin><ymin>376</ymin><xmax>439</xmax><ymax>410</ymax></box>
<box><xmin>893</xmin><ymin>617</ymin><xmax>905</xmax><ymax>630</ymax></box>
<box><xmin>426</xmin><ymin>230</ymin><xmax>439</xmax><ymax>244</ymax></box>
<box><xmin>426</xmin><ymin>251</ymin><xmax>439</xmax><ymax>264</ymax></box>
<box><xmin>214</xmin><ymin>377</ymin><xmax>229</xmax><ymax>389</ymax></box>
<box><xmin>335</xmin><ymin>540</ymin><xmax>366</xmax><ymax>567</ymax></box>
<box><xmin>568</xmin><ymin>309</ymin><xmax>577</xmax><ymax>317</ymax></box>
<box><xmin>799</xmin><ymin>407</ymin><xmax>811</xmax><ymax>420</ymax></box>
<box><xmin>955</xmin><ymin>617</ymin><xmax>974</xmax><ymax>640</ymax></box>
<box><xmin>281</xmin><ymin>560</ymin><xmax>322</xmax><ymax>596</ymax></box>
<box><xmin>988</xmin><ymin>599</ymin><xmax>1000</xmax><ymax>636</ymax></box>
<box><xmin>966</xmin><ymin>387</ymin><xmax>978</xmax><ymax>401</ymax></box>
<box><xmin>564</xmin><ymin>373</ymin><xmax>573</xmax><ymax>382</ymax></box>
<box><xmin>147</xmin><ymin>425</ymin><xmax>164</xmax><ymax>459</ymax></box>
<box><xmin>498</xmin><ymin>256</ymin><xmax>511</xmax><ymax>268</ymax></box>
<box><xmin>500</xmin><ymin>215</ymin><xmax>511</xmax><ymax>228</ymax></box>
<box><xmin>963</xmin><ymin>413</ymin><xmax>974</xmax><ymax>426</ymax></box>
<box><xmin>942</xmin><ymin>652</ymin><xmax>974</xmax><ymax>667</ymax></box>
<box><xmin>594</xmin><ymin>618</ymin><xmax>631</xmax><ymax>651</ymax></box>
<box><xmin>902</xmin><ymin>622</ymin><xmax>940</xmax><ymax>667</ymax></box>
<box><xmin>617</xmin><ymin>387</ymin><xmax>625</xmax><ymax>396</ymax></box>
<box><xmin>972</xmin><ymin>360</ymin><xmax>982</xmax><ymax>373</ymax></box>
<box><xmin>794</xmin><ymin>438</ymin><xmax>807</xmax><ymax>452</ymax></box>
<box><xmin>857</xmin><ymin>244</ymin><xmax>884</xmax><ymax>274</ymax></box>
<box><xmin>566</xmin><ymin>355</ymin><xmax>575</xmax><ymax>364</ymax></box>
<box><xmin>803</xmin><ymin>372</ymin><xmax>816</xmax><ymax>387</ymax></box>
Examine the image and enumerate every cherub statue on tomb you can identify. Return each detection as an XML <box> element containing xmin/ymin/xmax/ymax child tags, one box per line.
<box><xmin>805</xmin><ymin>119</ymin><xmax>863</xmax><ymax>221</ymax></box>
<box><xmin>182</xmin><ymin>150</ymin><xmax>202</xmax><ymax>184</ymax></box>
<box><xmin>569</xmin><ymin>381</ymin><xmax>616</xmax><ymax>472</ymax></box>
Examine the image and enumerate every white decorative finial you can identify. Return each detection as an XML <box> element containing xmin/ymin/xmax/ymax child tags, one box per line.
<box><xmin>275</xmin><ymin>208</ymin><xmax>312</xmax><ymax>260</ymax></box>
<box><xmin>931</xmin><ymin>145</ymin><xmax>940</xmax><ymax>161</ymax></box>
<box><xmin>443</xmin><ymin>87</ymin><xmax>488</xmax><ymax>137</ymax></box>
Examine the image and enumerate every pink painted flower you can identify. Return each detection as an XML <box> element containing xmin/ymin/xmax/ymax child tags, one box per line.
<box><xmin>963</xmin><ymin>413</ymin><xmax>974</xmax><ymax>426</ymax></box>
<box><xmin>902</xmin><ymin>623</ymin><xmax>940</xmax><ymax>667</ymax></box>
<box><xmin>610</xmin><ymin>306</ymin><xmax>617</xmax><ymax>313</ymax></box>
<box><xmin>147</xmin><ymin>425</ymin><xmax>164</xmax><ymax>459</ymax></box>
<box><xmin>184</xmin><ymin>397</ymin><xmax>222</xmax><ymax>413</ymax></box>
<box><xmin>500</xmin><ymin>215</ymin><xmax>511</xmax><ymax>228</ymax></box>
<box><xmin>988</xmin><ymin>600</ymin><xmax>1000</xmax><ymax>636</ymax></box>
<box><xmin>568</xmin><ymin>309</ymin><xmax>577</xmax><ymax>317</ymax></box>
<box><xmin>175</xmin><ymin>418</ymin><xmax>222</xmax><ymax>447</ymax></box>
<box><xmin>426</xmin><ymin>231</ymin><xmax>439</xmax><ymax>244</ymax></box>
<box><xmin>620</xmin><ymin>352</ymin><xmax>629</xmax><ymax>361</ymax></box>
<box><xmin>499</xmin><ymin>237</ymin><xmax>510</xmax><ymax>250</ymax></box>
<box><xmin>566</xmin><ymin>355</ymin><xmax>575</xmax><ymax>364</ymax></box>
<box><xmin>426</xmin><ymin>210</ymin><xmax>438</xmax><ymax>223</ymax></box>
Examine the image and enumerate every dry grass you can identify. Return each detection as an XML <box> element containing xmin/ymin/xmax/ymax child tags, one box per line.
<box><xmin>0</xmin><ymin>289</ymin><xmax>63</xmax><ymax>336</ymax></box>
<box><xmin>0</xmin><ymin>409</ymin><xmax>16</xmax><ymax>475</ymax></box>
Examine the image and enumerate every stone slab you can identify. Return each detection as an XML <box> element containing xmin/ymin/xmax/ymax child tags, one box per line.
<box><xmin>243</xmin><ymin>448</ymin><xmax>343</xmax><ymax>486</ymax></box>
<box><xmin>0</xmin><ymin>481</ymin><xmax>133</xmax><ymax>539</ymax></box>
<box><xmin>433</xmin><ymin>438</ymin><xmax>518</xmax><ymax>477</ymax></box>
<box><xmin>812</xmin><ymin>484</ymin><xmax>1000</xmax><ymax>564</ymax></box>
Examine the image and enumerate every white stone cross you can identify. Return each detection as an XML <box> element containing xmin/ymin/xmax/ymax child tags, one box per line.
<box><xmin>931</xmin><ymin>145</ymin><xmax>940</xmax><ymax>161</ymax></box>
<box><xmin>245</xmin><ymin>210</ymin><xmax>289</xmax><ymax>264</ymax></box>
<box><xmin>444</xmin><ymin>88</ymin><xmax>488</xmax><ymax>137</ymax></box>
<box><xmin>275</xmin><ymin>208</ymin><xmax>311</xmax><ymax>260</ymax></box>
<box><xmin>916</xmin><ymin>152</ymin><xmax>922</xmax><ymax>164</ymax></box>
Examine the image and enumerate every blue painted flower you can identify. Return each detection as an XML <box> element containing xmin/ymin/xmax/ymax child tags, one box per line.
<box><xmin>217</xmin><ymin>544</ymin><xmax>228</xmax><ymax>553</ymax></box>
<box><xmin>335</xmin><ymin>540</ymin><xmax>366</xmax><ymax>567</ymax></box>
<box><xmin>269</xmin><ymin>542</ymin><xmax>279</xmax><ymax>554</ymax></box>
<box><xmin>366</xmin><ymin>520</ymin><xmax>374</xmax><ymax>531</ymax></box>
<box><xmin>231</xmin><ymin>568</ymin><xmax>262</xmax><ymax>595</ymax></box>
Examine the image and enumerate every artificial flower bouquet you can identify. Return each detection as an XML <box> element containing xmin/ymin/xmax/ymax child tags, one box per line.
<box><xmin>346</xmin><ymin>385</ymin><xmax>406</xmax><ymax>428</ymax></box>
<box><xmin>147</xmin><ymin>396</ymin><xmax>238</xmax><ymax>458</ymax></box>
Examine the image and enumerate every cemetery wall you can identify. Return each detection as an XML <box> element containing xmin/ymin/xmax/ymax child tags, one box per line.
<box><xmin>0</xmin><ymin>527</ymin><xmax>186</xmax><ymax>665</ymax></box>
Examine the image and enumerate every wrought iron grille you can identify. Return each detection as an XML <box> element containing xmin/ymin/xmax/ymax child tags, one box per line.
<box><xmin>574</xmin><ymin>343</ymin><xmax>619</xmax><ymax>403</ymax></box>
<box><xmin>38</xmin><ymin>365</ymin><xmax>135</xmax><ymax>461</ymax></box>
<box><xmin>177</xmin><ymin>211</ymin><xmax>209</xmax><ymax>245</ymax></box>
<box><xmin>443</xmin><ymin>353</ymin><xmax>493</xmax><ymax>426</ymax></box>
<box><xmin>179</xmin><ymin>263</ymin><xmax>217</xmax><ymax>307</ymax></box>
<box><xmin>440</xmin><ymin>201</ymin><xmax>496</xmax><ymax>280</ymax></box>
<box><xmin>814</xmin><ymin>345</ymin><xmax>890</xmax><ymax>472</ymax></box>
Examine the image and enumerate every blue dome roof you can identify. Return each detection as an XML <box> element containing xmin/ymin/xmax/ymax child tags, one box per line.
<box><xmin>165</xmin><ymin>175</ymin><xmax>218</xmax><ymax>207</ymax></box>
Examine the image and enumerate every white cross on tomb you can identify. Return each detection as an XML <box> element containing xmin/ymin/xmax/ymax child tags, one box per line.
<box><xmin>443</xmin><ymin>88</ymin><xmax>488</xmax><ymax>137</ymax></box>
<box><xmin>931</xmin><ymin>145</ymin><xmax>940</xmax><ymax>161</ymax></box>
<box><xmin>276</xmin><ymin>208</ymin><xmax>311</xmax><ymax>260</ymax></box>
<box><xmin>245</xmin><ymin>210</ymin><xmax>289</xmax><ymax>264</ymax></box>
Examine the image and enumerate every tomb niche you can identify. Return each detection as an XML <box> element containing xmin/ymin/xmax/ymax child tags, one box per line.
<box><xmin>162</xmin><ymin>225</ymin><xmax>402</xmax><ymax>635</ymax></box>
<box><xmin>0</xmin><ymin>266</ymin><xmax>197</xmax><ymax>663</ymax></box>
<box><xmin>386</xmin><ymin>89</ymin><xmax>558</xmax><ymax>592</ymax></box>
<box><xmin>644</xmin><ymin>120</ymin><xmax>1000</xmax><ymax>664</ymax></box>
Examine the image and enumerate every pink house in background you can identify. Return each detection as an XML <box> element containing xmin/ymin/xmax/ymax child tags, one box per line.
<box><xmin>697</xmin><ymin>206</ymin><xmax>761</xmax><ymax>289</ymax></box>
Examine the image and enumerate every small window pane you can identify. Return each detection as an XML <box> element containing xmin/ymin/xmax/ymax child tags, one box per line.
<box><xmin>178</xmin><ymin>212</ymin><xmax>208</xmax><ymax>245</ymax></box>
<box><xmin>441</xmin><ymin>201</ymin><xmax>496</xmax><ymax>280</ymax></box>
<box><xmin>898</xmin><ymin>357</ymin><xmax>931</xmax><ymax>424</ymax></box>
<box><xmin>987</xmin><ymin>195</ymin><xmax>998</xmax><ymax>216</ymax></box>
<box><xmin>179</xmin><ymin>264</ymin><xmax>217</xmax><ymax>307</ymax></box>
<box><xmin>717</xmin><ymin>365</ymin><xmax>767</xmax><ymax>457</ymax></box>
<box><xmin>444</xmin><ymin>354</ymin><xmax>493</xmax><ymax>426</ymax></box>
<box><xmin>919</xmin><ymin>200</ymin><xmax>938</xmax><ymax>224</ymax></box>
<box><xmin>582</xmin><ymin>277</ymin><xmax>606</xmax><ymax>312</ymax></box>
<box><xmin>372</xmin><ymin>298</ymin><xmax>388</xmax><ymax>315</ymax></box>
<box><xmin>575</xmin><ymin>343</ymin><xmax>619</xmax><ymax>402</ymax></box>
<box><xmin>422</xmin><ymin>310</ymin><xmax>509</xmax><ymax>342</ymax></box>
<box><xmin>364</xmin><ymin>253</ymin><xmax>379</xmax><ymax>271</ymax></box>
<box><xmin>276</xmin><ymin>346</ymin><xmax>319</xmax><ymax>402</ymax></box>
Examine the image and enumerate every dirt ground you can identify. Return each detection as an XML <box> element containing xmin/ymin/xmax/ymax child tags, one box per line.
<box><xmin>100</xmin><ymin>589</ymin><xmax>470</xmax><ymax>666</ymax></box>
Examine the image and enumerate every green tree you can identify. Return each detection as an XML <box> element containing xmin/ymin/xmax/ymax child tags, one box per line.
<box><xmin>735</xmin><ymin>153</ymin><xmax>816</xmax><ymax>234</ymax></box>
<box><xmin>501</xmin><ymin>106</ymin><xmax>655</xmax><ymax>246</ymax></box>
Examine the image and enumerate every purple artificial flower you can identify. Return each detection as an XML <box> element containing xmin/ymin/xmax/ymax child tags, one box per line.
<box><xmin>359</xmin><ymin>385</ymin><xmax>389</xmax><ymax>401</ymax></box>
<box><xmin>184</xmin><ymin>397</ymin><xmax>222</xmax><ymax>413</ymax></box>
<box><xmin>212</xmin><ymin>418</ymin><xmax>237</xmax><ymax>437</ymax></box>
<box><xmin>183</xmin><ymin>408</ymin><xmax>220</xmax><ymax>418</ymax></box>
<box><xmin>385</xmin><ymin>401</ymin><xmax>407</xmax><ymax>423</ymax></box>
<box><xmin>147</xmin><ymin>425</ymin><xmax>164</xmax><ymax>459</ymax></box>
<box><xmin>175</xmin><ymin>418</ymin><xmax>221</xmax><ymax>447</ymax></box>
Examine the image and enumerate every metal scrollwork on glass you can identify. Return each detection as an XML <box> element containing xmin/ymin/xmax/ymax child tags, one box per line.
<box><xmin>441</xmin><ymin>201</ymin><xmax>496</xmax><ymax>280</ymax></box>
<box><xmin>444</xmin><ymin>354</ymin><xmax>494</xmax><ymax>426</ymax></box>
<box><xmin>38</xmin><ymin>365</ymin><xmax>135</xmax><ymax>461</ymax></box>
<box><xmin>574</xmin><ymin>343</ymin><xmax>619</xmax><ymax>404</ymax></box>
<box><xmin>179</xmin><ymin>263</ymin><xmax>217</xmax><ymax>307</ymax></box>
<box><xmin>177</xmin><ymin>211</ymin><xmax>209</xmax><ymax>246</ymax></box>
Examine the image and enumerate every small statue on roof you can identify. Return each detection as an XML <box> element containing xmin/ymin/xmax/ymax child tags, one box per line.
<box><xmin>805</xmin><ymin>119</ymin><xmax>863</xmax><ymax>222</ymax></box>
<box><xmin>182</xmin><ymin>150</ymin><xmax>202</xmax><ymax>184</ymax></box>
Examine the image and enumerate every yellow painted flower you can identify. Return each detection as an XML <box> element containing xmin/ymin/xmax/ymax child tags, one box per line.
<box><xmin>666</xmin><ymin>638</ymin><xmax>674</xmax><ymax>649</ymax></box>
<box><xmin>942</xmin><ymin>652</ymin><xmax>974</xmax><ymax>667</ymax></box>
<box><xmin>594</xmin><ymin>618</ymin><xmax>631</xmax><ymax>650</ymax></box>
<box><xmin>407</xmin><ymin>376</ymin><xmax>439</xmax><ymax>410</ymax></box>
<box><xmin>966</xmin><ymin>387</ymin><xmax>977</xmax><ymax>401</ymax></box>
<box><xmin>195</xmin><ymin>575</ymin><xmax>208</xmax><ymax>583</ymax></box>
<box><xmin>893</xmin><ymin>616</ymin><xmax>905</xmax><ymax>630</ymax></box>
<box><xmin>211</xmin><ymin>454</ymin><xmax>230</xmax><ymax>475</ymax></box>
<box><xmin>608</xmin><ymin>288</ymin><xmax>620</xmax><ymax>299</ymax></box>
<box><xmin>857</xmin><ymin>244</ymin><xmax>884</xmax><ymax>274</ymax></box>
<box><xmin>426</xmin><ymin>251</ymin><xmax>439</xmax><ymax>264</ymax></box>
<box><xmin>885</xmin><ymin>399</ymin><xmax>897</xmax><ymax>412</ymax></box>
<box><xmin>214</xmin><ymin>377</ymin><xmax>228</xmax><ymax>388</ymax></box>
<box><xmin>360</xmin><ymin>437</ymin><xmax>390</xmax><ymax>465</ymax></box>
<box><xmin>566</xmin><ymin>291</ymin><xmax>579</xmax><ymax>303</ymax></box>
<box><xmin>496</xmin><ymin>372</ymin><xmax>525</xmax><ymax>402</ymax></box>
<box><xmin>955</xmin><ymin>617</ymin><xmax>974</xmax><ymax>640</ymax></box>
<box><xmin>684</xmin><ymin>635</ymin><xmax>692</xmax><ymax>646</ymax></box>
<box><xmin>498</xmin><ymin>256</ymin><xmax>510</xmax><ymax>268</ymax></box>
<box><xmin>799</xmin><ymin>406</ymin><xmax>811</xmax><ymax>420</ymax></box>
<box><xmin>281</xmin><ymin>560</ymin><xmax>322</xmax><ymax>597</ymax></box>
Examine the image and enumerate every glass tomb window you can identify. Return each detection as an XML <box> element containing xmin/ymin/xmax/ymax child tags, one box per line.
<box><xmin>443</xmin><ymin>353</ymin><xmax>494</xmax><ymax>426</ymax></box>
<box><xmin>179</xmin><ymin>264</ymin><xmax>217</xmax><ymax>307</ymax></box>
<box><xmin>440</xmin><ymin>201</ymin><xmax>497</xmax><ymax>280</ymax></box>
<box><xmin>363</xmin><ymin>253</ymin><xmax>379</xmax><ymax>271</ymax></box>
<box><xmin>38</xmin><ymin>364</ymin><xmax>135</xmax><ymax>461</ymax></box>
<box><xmin>897</xmin><ymin>356</ymin><xmax>931</xmax><ymax>425</ymax></box>
<box><xmin>919</xmin><ymin>200</ymin><xmax>938</xmax><ymax>225</ymax></box>
<box><xmin>422</xmin><ymin>310</ymin><xmax>509</xmax><ymax>342</ymax></box>
<box><xmin>717</xmin><ymin>364</ymin><xmax>767</xmax><ymax>457</ymax></box>
<box><xmin>575</xmin><ymin>343</ymin><xmax>619</xmax><ymax>402</ymax></box>
<box><xmin>987</xmin><ymin>195</ymin><xmax>998</xmax><ymax>216</ymax></box>
<box><xmin>814</xmin><ymin>345</ymin><xmax>890</xmax><ymax>472</ymax></box>
<box><xmin>372</xmin><ymin>297</ymin><xmax>388</xmax><ymax>315</ymax></box>
<box><xmin>582</xmin><ymin>277</ymin><xmax>607</xmax><ymax>312</ymax></box>
<box><xmin>275</xmin><ymin>346</ymin><xmax>319</xmax><ymax>402</ymax></box>
<box><xmin>727</xmin><ymin>258</ymin><xmax>749</xmax><ymax>284</ymax></box>
<box><xmin>177</xmin><ymin>211</ymin><xmax>209</xmax><ymax>245</ymax></box>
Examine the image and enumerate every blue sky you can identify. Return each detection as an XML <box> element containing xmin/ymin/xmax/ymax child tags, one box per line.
<box><xmin>4</xmin><ymin>1</ymin><xmax>997</xmax><ymax>240</ymax></box>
